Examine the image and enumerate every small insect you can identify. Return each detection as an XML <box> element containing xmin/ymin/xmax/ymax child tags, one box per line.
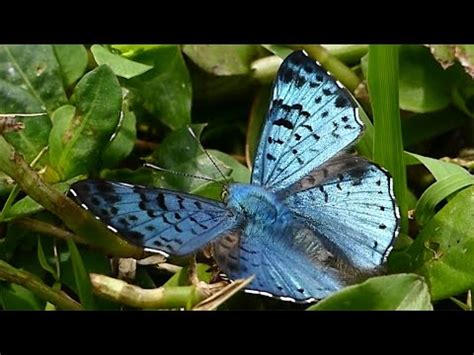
<box><xmin>0</xmin><ymin>113</ymin><xmax>46</xmax><ymax>134</ymax></box>
<box><xmin>70</xmin><ymin>51</ymin><xmax>400</xmax><ymax>303</ymax></box>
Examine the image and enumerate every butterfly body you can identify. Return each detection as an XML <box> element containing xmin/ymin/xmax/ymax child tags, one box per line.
<box><xmin>70</xmin><ymin>50</ymin><xmax>400</xmax><ymax>303</ymax></box>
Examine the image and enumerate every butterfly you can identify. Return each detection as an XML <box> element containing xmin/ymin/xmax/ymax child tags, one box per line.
<box><xmin>69</xmin><ymin>50</ymin><xmax>400</xmax><ymax>303</ymax></box>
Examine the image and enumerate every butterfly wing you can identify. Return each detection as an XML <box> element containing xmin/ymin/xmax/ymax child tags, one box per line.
<box><xmin>214</xmin><ymin>226</ymin><xmax>351</xmax><ymax>302</ymax></box>
<box><xmin>69</xmin><ymin>180</ymin><xmax>237</xmax><ymax>256</ymax></box>
<box><xmin>251</xmin><ymin>50</ymin><xmax>363</xmax><ymax>192</ymax></box>
<box><xmin>283</xmin><ymin>155</ymin><xmax>400</xmax><ymax>269</ymax></box>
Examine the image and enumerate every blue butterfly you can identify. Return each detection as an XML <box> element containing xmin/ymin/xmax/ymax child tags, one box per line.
<box><xmin>69</xmin><ymin>50</ymin><xmax>400</xmax><ymax>303</ymax></box>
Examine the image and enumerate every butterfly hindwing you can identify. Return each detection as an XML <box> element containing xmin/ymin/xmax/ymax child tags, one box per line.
<box><xmin>214</xmin><ymin>226</ymin><xmax>347</xmax><ymax>302</ymax></box>
<box><xmin>70</xmin><ymin>180</ymin><xmax>237</xmax><ymax>256</ymax></box>
<box><xmin>251</xmin><ymin>50</ymin><xmax>363</xmax><ymax>192</ymax></box>
<box><xmin>283</xmin><ymin>155</ymin><xmax>400</xmax><ymax>269</ymax></box>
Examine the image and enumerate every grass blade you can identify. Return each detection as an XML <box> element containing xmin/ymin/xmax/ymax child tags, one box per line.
<box><xmin>368</xmin><ymin>45</ymin><xmax>408</xmax><ymax>233</ymax></box>
<box><xmin>66</xmin><ymin>239</ymin><xmax>96</xmax><ymax>310</ymax></box>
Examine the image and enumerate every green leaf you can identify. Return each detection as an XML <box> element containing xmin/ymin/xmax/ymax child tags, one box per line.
<box><xmin>407</xmin><ymin>152</ymin><xmax>470</xmax><ymax>180</ymax></box>
<box><xmin>246</xmin><ymin>86</ymin><xmax>271</xmax><ymax>166</ymax></box>
<box><xmin>261</xmin><ymin>45</ymin><xmax>294</xmax><ymax>59</ymax></box>
<box><xmin>100</xmin><ymin>99</ymin><xmax>137</xmax><ymax>168</ymax></box>
<box><xmin>390</xmin><ymin>185</ymin><xmax>474</xmax><ymax>301</ymax></box>
<box><xmin>209</xmin><ymin>150</ymin><xmax>250</xmax><ymax>184</ymax></box>
<box><xmin>368</xmin><ymin>45</ymin><xmax>408</xmax><ymax>233</ymax></box>
<box><xmin>91</xmin><ymin>45</ymin><xmax>153</xmax><ymax>79</ymax></box>
<box><xmin>321</xmin><ymin>45</ymin><xmax>369</xmax><ymax>65</ymax></box>
<box><xmin>0</xmin><ymin>283</ymin><xmax>45</xmax><ymax>310</ymax></box>
<box><xmin>398</xmin><ymin>45</ymin><xmax>452</xmax><ymax>113</ymax></box>
<box><xmin>111</xmin><ymin>45</ymin><xmax>162</xmax><ymax>58</ymax></box>
<box><xmin>415</xmin><ymin>174</ymin><xmax>474</xmax><ymax>226</ymax></box>
<box><xmin>183</xmin><ymin>45</ymin><xmax>265</xmax><ymax>76</ymax></box>
<box><xmin>53</xmin><ymin>45</ymin><xmax>88</xmax><ymax>87</ymax></box>
<box><xmin>452</xmin><ymin>67</ymin><xmax>474</xmax><ymax>118</ymax></box>
<box><xmin>37</xmin><ymin>237</ymin><xmax>57</xmax><ymax>279</ymax></box>
<box><xmin>401</xmin><ymin>108</ymin><xmax>468</xmax><ymax>147</ymax></box>
<box><xmin>164</xmin><ymin>263</ymin><xmax>212</xmax><ymax>287</ymax></box>
<box><xmin>66</xmin><ymin>239</ymin><xmax>96</xmax><ymax>310</ymax></box>
<box><xmin>124</xmin><ymin>45</ymin><xmax>192</xmax><ymax>130</ymax></box>
<box><xmin>3</xmin><ymin>176</ymin><xmax>82</xmax><ymax>221</ymax></box>
<box><xmin>48</xmin><ymin>65</ymin><xmax>122</xmax><ymax>180</ymax></box>
<box><xmin>308</xmin><ymin>274</ymin><xmax>432</xmax><ymax>310</ymax></box>
<box><xmin>0</xmin><ymin>45</ymin><xmax>68</xmax><ymax>114</ymax></box>
<box><xmin>149</xmin><ymin>124</ymin><xmax>248</xmax><ymax>199</ymax></box>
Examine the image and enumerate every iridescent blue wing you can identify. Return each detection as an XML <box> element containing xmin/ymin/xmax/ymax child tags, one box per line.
<box><xmin>283</xmin><ymin>155</ymin><xmax>400</xmax><ymax>269</ymax></box>
<box><xmin>69</xmin><ymin>180</ymin><xmax>237</xmax><ymax>256</ymax></box>
<box><xmin>251</xmin><ymin>50</ymin><xmax>363</xmax><ymax>192</ymax></box>
<box><xmin>214</xmin><ymin>227</ymin><xmax>352</xmax><ymax>302</ymax></box>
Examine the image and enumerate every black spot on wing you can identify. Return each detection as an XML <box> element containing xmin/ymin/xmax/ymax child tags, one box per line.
<box><xmin>157</xmin><ymin>193</ymin><xmax>168</xmax><ymax>211</ymax></box>
<box><xmin>273</xmin><ymin>119</ymin><xmax>294</xmax><ymax>129</ymax></box>
<box><xmin>266</xmin><ymin>153</ymin><xmax>276</xmax><ymax>161</ymax></box>
<box><xmin>335</xmin><ymin>95</ymin><xmax>350</xmax><ymax>108</ymax></box>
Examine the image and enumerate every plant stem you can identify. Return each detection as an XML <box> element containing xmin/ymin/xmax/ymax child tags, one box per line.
<box><xmin>0</xmin><ymin>259</ymin><xmax>82</xmax><ymax>310</ymax></box>
<box><xmin>0</xmin><ymin>137</ymin><xmax>143</xmax><ymax>258</ymax></box>
<box><xmin>90</xmin><ymin>273</ymin><xmax>206</xmax><ymax>309</ymax></box>
<box><xmin>295</xmin><ymin>45</ymin><xmax>362</xmax><ymax>92</ymax></box>
<box><xmin>12</xmin><ymin>217</ymin><xmax>88</xmax><ymax>245</ymax></box>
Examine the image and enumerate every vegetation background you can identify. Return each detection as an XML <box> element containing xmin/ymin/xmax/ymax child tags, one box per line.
<box><xmin>0</xmin><ymin>44</ymin><xmax>472</xmax><ymax>310</ymax></box>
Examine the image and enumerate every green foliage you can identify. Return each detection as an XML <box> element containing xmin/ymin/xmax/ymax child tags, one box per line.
<box><xmin>308</xmin><ymin>274</ymin><xmax>432</xmax><ymax>310</ymax></box>
<box><xmin>0</xmin><ymin>44</ymin><xmax>473</xmax><ymax>311</ymax></box>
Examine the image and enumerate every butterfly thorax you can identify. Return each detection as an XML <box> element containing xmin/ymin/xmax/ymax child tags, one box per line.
<box><xmin>225</xmin><ymin>183</ymin><xmax>293</xmax><ymax>231</ymax></box>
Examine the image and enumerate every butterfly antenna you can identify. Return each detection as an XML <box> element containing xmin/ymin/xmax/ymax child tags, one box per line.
<box><xmin>186</xmin><ymin>126</ymin><xmax>229</xmax><ymax>184</ymax></box>
<box><xmin>143</xmin><ymin>163</ymin><xmax>225</xmax><ymax>186</ymax></box>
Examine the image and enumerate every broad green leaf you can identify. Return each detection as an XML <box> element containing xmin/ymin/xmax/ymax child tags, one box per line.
<box><xmin>183</xmin><ymin>45</ymin><xmax>265</xmax><ymax>76</ymax></box>
<box><xmin>3</xmin><ymin>176</ymin><xmax>82</xmax><ymax>221</ymax></box>
<box><xmin>0</xmin><ymin>283</ymin><xmax>44</xmax><ymax>310</ymax></box>
<box><xmin>48</xmin><ymin>65</ymin><xmax>122</xmax><ymax>180</ymax></box>
<box><xmin>308</xmin><ymin>274</ymin><xmax>432</xmax><ymax>310</ymax></box>
<box><xmin>150</xmin><ymin>124</ymin><xmax>237</xmax><ymax>198</ymax></box>
<box><xmin>362</xmin><ymin>46</ymin><xmax>452</xmax><ymax>113</ymax></box>
<box><xmin>0</xmin><ymin>45</ymin><xmax>67</xmax><ymax>113</ymax></box>
<box><xmin>100</xmin><ymin>98</ymin><xmax>137</xmax><ymax>168</ymax></box>
<box><xmin>210</xmin><ymin>150</ymin><xmax>250</xmax><ymax>184</ymax></box>
<box><xmin>164</xmin><ymin>263</ymin><xmax>212</xmax><ymax>287</ymax></box>
<box><xmin>91</xmin><ymin>45</ymin><xmax>152</xmax><ymax>79</ymax></box>
<box><xmin>66</xmin><ymin>239</ymin><xmax>96</xmax><ymax>310</ymax></box>
<box><xmin>390</xmin><ymin>185</ymin><xmax>474</xmax><ymax>301</ymax></box>
<box><xmin>398</xmin><ymin>45</ymin><xmax>451</xmax><ymax>113</ymax></box>
<box><xmin>53</xmin><ymin>45</ymin><xmax>88</xmax><ymax>87</ymax></box>
<box><xmin>415</xmin><ymin>174</ymin><xmax>474</xmax><ymax>226</ymax></box>
<box><xmin>124</xmin><ymin>45</ymin><xmax>191</xmax><ymax>130</ymax></box>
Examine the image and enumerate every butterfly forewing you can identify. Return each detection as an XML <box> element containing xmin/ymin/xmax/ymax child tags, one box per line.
<box><xmin>70</xmin><ymin>180</ymin><xmax>237</xmax><ymax>256</ymax></box>
<box><xmin>251</xmin><ymin>51</ymin><xmax>363</xmax><ymax>192</ymax></box>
